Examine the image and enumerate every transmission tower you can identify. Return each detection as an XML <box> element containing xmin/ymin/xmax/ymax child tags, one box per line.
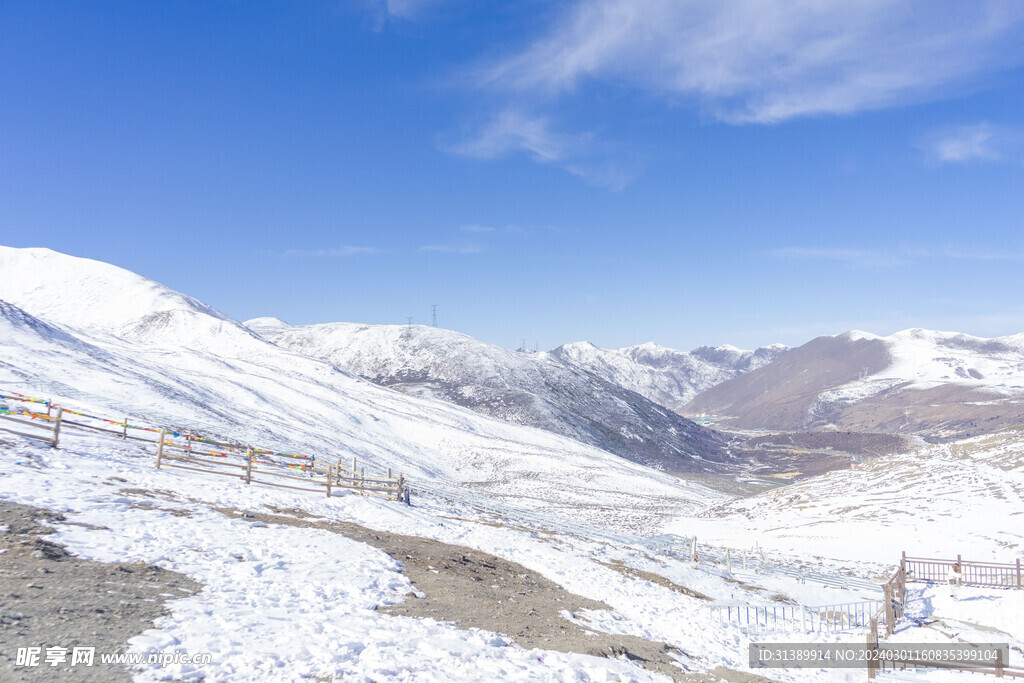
<box><xmin>432</xmin><ymin>304</ymin><xmax>437</xmax><ymax>328</ymax></box>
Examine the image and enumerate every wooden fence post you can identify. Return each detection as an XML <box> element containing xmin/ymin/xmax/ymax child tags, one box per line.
<box><xmin>245</xmin><ymin>446</ymin><xmax>253</xmax><ymax>485</ymax></box>
<box><xmin>360</xmin><ymin>467</ymin><xmax>365</xmax><ymax>494</ymax></box>
<box><xmin>155</xmin><ymin>429</ymin><xmax>165</xmax><ymax>468</ymax></box>
<box><xmin>326</xmin><ymin>465</ymin><xmax>332</xmax><ymax>498</ymax></box>
<box><xmin>883</xmin><ymin>582</ymin><xmax>895</xmax><ymax>637</ymax></box>
<box><xmin>900</xmin><ymin>552</ymin><xmax>908</xmax><ymax>602</ymax></box>
<box><xmin>46</xmin><ymin>400</ymin><xmax>52</xmax><ymax>419</ymax></box>
<box><xmin>996</xmin><ymin>647</ymin><xmax>1004</xmax><ymax>677</ymax></box>
<box><xmin>867</xmin><ymin>618</ymin><xmax>878</xmax><ymax>679</ymax></box>
<box><xmin>51</xmin><ymin>407</ymin><xmax>63</xmax><ymax>448</ymax></box>
<box><xmin>1017</xmin><ymin>559</ymin><xmax>1021</xmax><ymax>590</ymax></box>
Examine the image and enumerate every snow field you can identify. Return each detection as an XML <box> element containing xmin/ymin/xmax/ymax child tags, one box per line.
<box><xmin>675</xmin><ymin>430</ymin><xmax>1024</xmax><ymax>564</ymax></box>
<box><xmin>1</xmin><ymin>431</ymin><xmax>673</xmax><ymax>682</ymax></box>
<box><xmin>3</xmin><ymin>417</ymin><xmax>1021</xmax><ymax>680</ymax></box>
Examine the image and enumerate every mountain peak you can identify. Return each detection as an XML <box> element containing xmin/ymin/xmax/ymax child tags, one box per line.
<box><xmin>246</xmin><ymin>316</ymin><xmax>292</xmax><ymax>330</ymax></box>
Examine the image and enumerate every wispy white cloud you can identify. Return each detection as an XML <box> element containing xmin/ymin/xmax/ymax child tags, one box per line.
<box><xmin>443</xmin><ymin>109</ymin><xmax>638</xmax><ymax>190</ymax></box>
<box><xmin>459</xmin><ymin>224</ymin><xmax>497</xmax><ymax>233</ymax></box>
<box><xmin>419</xmin><ymin>243</ymin><xmax>484</xmax><ymax>254</ymax></box>
<box><xmin>918</xmin><ymin>122</ymin><xmax>1024</xmax><ymax>164</ymax></box>
<box><xmin>769</xmin><ymin>247</ymin><xmax>909</xmax><ymax>267</ymax></box>
<box><xmin>477</xmin><ymin>0</ymin><xmax>1024</xmax><ymax>124</ymax></box>
<box><xmin>445</xmin><ymin>110</ymin><xmax>585</xmax><ymax>163</ymax></box>
<box><xmin>938</xmin><ymin>247</ymin><xmax>1024</xmax><ymax>261</ymax></box>
<box><xmin>367</xmin><ymin>0</ymin><xmax>444</xmax><ymax>20</ymax></box>
<box><xmin>280</xmin><ymin>246</ymin><xmax>381</xmax><ymax>257</ymax></box>
<box><xmin>770</xmin><ymin>244</ymin><xmax>1024</xmax><ymax>266</ymax></box>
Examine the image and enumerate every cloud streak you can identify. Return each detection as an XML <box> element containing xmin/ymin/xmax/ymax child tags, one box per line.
<box><xmin>919</xmin><ymin>122</ymin><xmax>1024</xmax><ymax>164</ymax></box>
<box><xmin>280</xmin><ymin>246</ymin><xmax>381</xmax><ymax>257</ymax></box>
<box><xmin>444</xmin><ymin>110</ymin><xmax>585</xmax><ymax>164</ymax></box>
<box><xmin>770</xmin><ymin>245</ymin><xmax>1024</xmax><ymax>266</ymax></box>
<box><xmin>419</xmin><ymin>243</ymin><xmax>484</xmax><ymax>254</ymax></box>
<box><xmin>443</xmin><ymin>109</ymin><xmax>637</xmax><ymax>190</ymax></box>
<box><xmin>769</xmin><ymin>247</ymin><xmax>909</xmax><ymax>267</ymax></box>
<box><xmin>478</xmin><ymin>0</ymin><xmax>1024</xmax><ymax>124</ymax></box>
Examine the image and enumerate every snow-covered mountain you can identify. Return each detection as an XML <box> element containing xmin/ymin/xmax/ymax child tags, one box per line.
<box><xmin>684</xmin><ymin>328</ymin><xmax>1024</xmax><ymax>440</ymax></box>
<box><xmin>246</xmin><ymin>318</ymin><xmax>727</xmax><ymax>470</ymax></box>
<box><xmin>0</xmin><ymin>247</ymin><xmax>723</xmax><ymax>528</ymax></box>
<box><xmin>550</xmin><ymin>340</ymin><xmax>788</xmax><ymax>410</ymax></box>
<box><xmin>0</xmin><ymin>246</ymin><xmax>259</xmax><ymax>352</ymax></box>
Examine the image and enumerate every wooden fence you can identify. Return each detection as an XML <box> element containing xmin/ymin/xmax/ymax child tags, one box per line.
<box><xmin>155</xmin><ymin>433</ymin><xmax>408</xmax><ymax>501</ymax></box>
<box><xmin>0</xmin><ymin>406</ymin><xmax>61</xmax><ymax>446</ymax></box>
<box><xmin>877</xmin><ymin>564</ymin><xmax>906</xmax><ymax>637</ymax></box>
<box><xmin>902</xmin><ymin>551</ymin><xmax>1022</xmax><ymax>590</ymax></box>
<box><xmin>1</xmin><ymin>392</ymin><xmax>410</xmax><ymax>503</ymax></box>
<box><xmin>866</xmin><ymin>618</ymin><xmax>1024</xmax><ymax>679</ymax></box>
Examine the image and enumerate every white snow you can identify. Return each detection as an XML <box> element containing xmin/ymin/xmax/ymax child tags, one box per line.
<box><xmin>674</xmin><ymin>429</ymin><xmax>1024</xmax><ymax>564</ymax></box>
<box><xmin>828</xmin><ymin>327</ymin><xmax>1024</xmax><ymax>396</ymax></box>
<box><xmin>2</xmin><ymin>245</ymin><xmax>1022</xmax><ymax>681</ymax></box>
<box><xmin>0</xmin><ymin>247</ymin><xmax>722</xmax><ymax>531</ymax></box>
<box><xmin>552</xmin><ymin>340</ymin><xmax>787</xmax><ymax>409</ymax></box>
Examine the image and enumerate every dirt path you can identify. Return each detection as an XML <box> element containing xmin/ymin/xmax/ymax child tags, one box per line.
<box><xmin>0</xmin><ymin>500</ymin><xmax>200</xmax><ymax>682</ymax></box>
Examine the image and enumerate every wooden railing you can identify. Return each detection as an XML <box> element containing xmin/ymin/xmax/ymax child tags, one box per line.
<box><xmin>878</xmin><ymin>564</ymin><xmax>907</xmax><ymax>637</ymax></box>
<box><xmin>155</xmin><ymin>435</ymin><xmax>407</xmax><ymax>501</ymax></box>
<box><xmin>1</xmin><ymin>391</ymin><xmax>410</xmax><ymax>503</ymax></box>
<box><xmin>867</xmin><ymin>618</ymin><xmax>1023</xmax><ymax>679</ymax></box>
<box><xmin>903</xmin><ymin>552</ymin><xmax>1022</xmax><ymax>590</ymax></box>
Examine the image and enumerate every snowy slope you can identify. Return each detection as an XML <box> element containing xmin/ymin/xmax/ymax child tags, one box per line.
<box><xmin>5</xmin><ymin>415</ymin><xmax>1021</xmax><ymax>681</ymax></box>
<box><xmin>685</xmin><ymin>329</ymin><xmax>1024</xmax><ymax>439</ymax></box>
<box><xmin>672</xmin><ymin>427</ymin><xmax>1024</xmax><ymax>564</ymax></box>
<box><xmin>246</xmin><ymin>318</ymin><xmax>727</xmax><ymax>471</ymax></box>
<box><xmin>0</xmin><ymin>247</ymin><xmax>723</xmax><ymax>530</ymax></box>
<box><xmin>0</xmin><ymin>427</ymin><xmax>899</xmax><ymax>683</ymax></box>
<box><xmin>0</xmin><ymin>246</ymin><xmax>259</xmax><ymax>352</ymax></box>
<box><xmin>551</xmin><ymin>340</ymin><xmax>788</xmax><ymax>411</ymax></box>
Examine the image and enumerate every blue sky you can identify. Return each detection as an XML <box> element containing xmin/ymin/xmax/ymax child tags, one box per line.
<box><xmin>3</xmin><ymin>0</ymin><xmax>1024</xmax><ymax>351</ymax></box>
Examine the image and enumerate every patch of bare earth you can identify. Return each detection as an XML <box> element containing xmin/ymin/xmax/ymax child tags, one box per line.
<box><xmin>0</xmin><ymin>500</ymin><xmax>200</xmax><ymax>682</ymax></box>
<box><xmin>228</xmin><ymin>505</ymin><xmax>769</xmax><ymax>681</ymax></box>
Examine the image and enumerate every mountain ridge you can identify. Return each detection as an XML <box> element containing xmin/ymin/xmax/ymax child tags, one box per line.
<box><xmin>550</xmin><ymin>339</ymin><xmax>789</xmax><ymax>411</ymax></box>
<box><xmin>246</xmin><ymin>318</ymin><xmax>729</xmax><ymax>470</ymax></box>
<box><xmin>684</xmin><ymin>328</ymin><xmax>1024</xmax><ymax>440</ymax></box>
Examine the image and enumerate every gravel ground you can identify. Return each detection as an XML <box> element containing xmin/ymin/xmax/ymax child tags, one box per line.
<box><xmin>0</xmin><ymin>500</ymin><xmax>201</xmax><ymax>682</ymax></box>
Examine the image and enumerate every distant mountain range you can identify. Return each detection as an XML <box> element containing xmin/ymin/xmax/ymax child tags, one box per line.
<box><xmin>684</xmin><ymin>329</ymin><xmax>1024</xmax><ymax>441</ymax></box>
<box><xmin>246</xmin><ymin>318</ymin><xmax>728</xmax><ymax>470</ymax></box>
<box><xmin>5</xmin><ymin>244</ymin><xmax>1022</xmax><ymax>469</ymax></box>
<box><xmin>550</xmin><ymin>341</ymin><xmax>788</xmax><ymax>410</ymax></box>
<box><xmin>0</xmin><ymin>246</ymin><xmax>733</xmax><ymax>516</ymax></box>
